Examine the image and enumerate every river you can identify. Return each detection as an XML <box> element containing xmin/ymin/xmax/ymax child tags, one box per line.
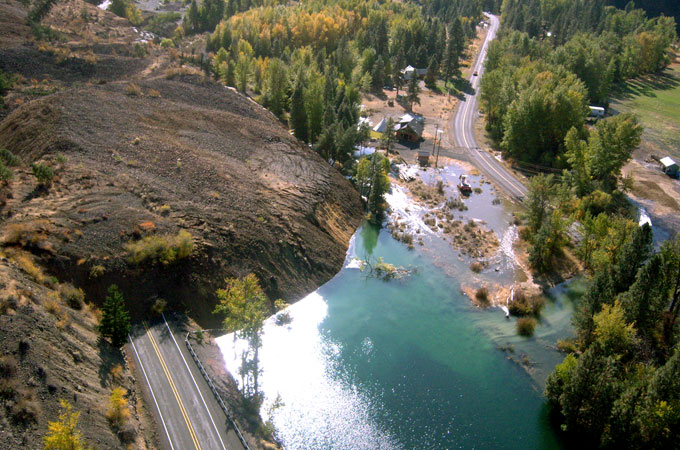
<box><xmin>217</xmin><ymin>165</ymin><xmax>580</xmax><ymax>449</ymax></box>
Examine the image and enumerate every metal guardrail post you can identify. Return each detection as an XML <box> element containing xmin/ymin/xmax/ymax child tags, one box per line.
<box><xmin>185</xmin><ymin>331</ymin><xmax>251</xmax><ymax>450</ymax></box>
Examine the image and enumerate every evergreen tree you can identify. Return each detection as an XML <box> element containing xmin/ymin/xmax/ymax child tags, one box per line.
<box><xmin>234</xmin><ymin>53</ymin><xmax>252</xmax><ymax>93</ymax></box>
<box><xmin>289</xmin><ymin>74</ymin><xmax>309</xmax><ymax>142</ymax></box>
<box><xmin>99</xmin><ymin>285</ymin><xmax>131</xmax><ymax>348</ymax></box>
<box><xmin>406</xmin><ymin>74</ymin><xmax>421</xmax><ymax>111</ymax></box>
<box><xmin>612</xmin><ymin>223</ymin><xmax>653</xmax><ymax>293</ymax></box>
<box><xmin>524</xmin><ymin>173</ymin><xmax>554</xmax><ymax>233</ymax></box>
<box><xmin>371</xmin><ymin>56</ymin><xmax>385</xmax><ymax>91</ymax></box>
<box><xmin>265</xmin><ymin>58</ymin><xmax>287</xmax><ymax>118</ymax></box>
<box><xmin>305</xmin><ymin>75</ymin><xmax>324</xmax><ymax>143</ymax></box>
<box><xmin>424</xmin><ymin>58</ymin><xmax>439</xmax><ymax>89</ymax></box>
<box><xmin>380</xmin><ymin>117</ymin><xmax>396</xmax><ymax>153</ymax></box>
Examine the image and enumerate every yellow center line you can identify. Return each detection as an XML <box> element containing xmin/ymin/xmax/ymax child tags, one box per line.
<box><xmin>143</xmin><ymin>322</ymin><xmax>202</xmax><ymax>450</ymax></box>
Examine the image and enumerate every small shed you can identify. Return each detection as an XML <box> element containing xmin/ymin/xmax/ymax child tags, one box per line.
<box><xmin>660</xmin><ymin>156</ymin><xmax>679</xmax><ymax>177</ymax></box>
<box><xmin>417</xmin><ymin>151</ymin><xmax>430</xmax><ymax>166</ymax></box>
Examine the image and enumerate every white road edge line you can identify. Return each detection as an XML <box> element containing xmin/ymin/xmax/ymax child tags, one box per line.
<box><xmin>129</xmin><ymin>334</ymin><xmax>176</xmax><ymax>450</ymax></box>
<box><xmin>162</xmin><ymin>314</ymin><xmax>228</xmax><ymax>450</ymax></box>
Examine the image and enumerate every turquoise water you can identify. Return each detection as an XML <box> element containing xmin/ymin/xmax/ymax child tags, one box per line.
<box><xmin>218</xmin><ymin>221</ymin><xmax>575</xmax><ymax>449</ymax></box>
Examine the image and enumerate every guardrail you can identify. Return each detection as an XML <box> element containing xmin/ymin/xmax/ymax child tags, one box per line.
<box><xmin>185</xmin><ymin>330</ymin><xmax>250</xmax><ymax>450</ymax></box>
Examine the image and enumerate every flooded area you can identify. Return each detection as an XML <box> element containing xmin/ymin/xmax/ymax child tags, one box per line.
<box><xmin>217</xmin><ymin>161</ymin><xmax>578</xmax><ymax>449</ymax></box>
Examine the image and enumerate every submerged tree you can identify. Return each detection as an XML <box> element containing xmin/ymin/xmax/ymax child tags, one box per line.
<box><xmin>355</xmin><ymin>153</ymin><xmax>390</xmax><ymax>225</ymax></box>
<box><xmin>214</xmin><ymin>274</ymin><xmax>270</xmax><ymax>402</ymax></box>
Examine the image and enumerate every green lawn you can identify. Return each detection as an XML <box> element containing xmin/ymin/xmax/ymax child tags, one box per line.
<box><xmin>610</xmin><ymin>62</ymin><xmax>680</xmax><ymax>160</ymax></box>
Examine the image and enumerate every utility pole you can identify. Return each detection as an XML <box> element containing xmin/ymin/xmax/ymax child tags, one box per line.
<box><xmin>432</xmin><ymin>124</ymin><xmax>439</xmax><ymax>155</ymax></box>
<box><xmin>435</xmin><ymin>129</ymin><xmax>442</xmax><ymax>168</ymax></box>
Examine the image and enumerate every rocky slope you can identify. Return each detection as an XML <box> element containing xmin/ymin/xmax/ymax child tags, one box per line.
<box><xmin>0</xmin><ymin>257</ymin><xmax>154</xmax><ymax>449</ymax></box>
<box><xmin>0</xmin><ymin>76</ymin><xmax>363</xmax><ymax>322</ymax></box>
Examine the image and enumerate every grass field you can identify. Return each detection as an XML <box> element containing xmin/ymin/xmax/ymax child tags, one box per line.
<box><xmin>610</xmin><ymin>60</ymin><xmax>680</xmax><ymax>161</ymax></box>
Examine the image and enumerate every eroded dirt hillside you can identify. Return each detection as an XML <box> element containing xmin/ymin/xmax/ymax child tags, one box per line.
<box><xmin>0</xmin><ymin>77</ymin><xmax>362</xmax><ymax>322</ymax></box>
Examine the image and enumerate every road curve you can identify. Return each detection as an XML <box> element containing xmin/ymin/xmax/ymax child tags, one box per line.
<box><xmin>451</xmin><ymin>13</ymin><xmax>528</xmax><ymax>201</ymax></box>
<box><xmin>129</xmin><ymin>316</ymin><xmax>246</xmax><ymax>450</ymax></box>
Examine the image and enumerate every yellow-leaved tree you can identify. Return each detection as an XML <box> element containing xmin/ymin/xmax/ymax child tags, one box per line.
<box><xmin>43</xmin><ymin>399</ymin><xmax>86</xmax><ymax>450</ymax></box>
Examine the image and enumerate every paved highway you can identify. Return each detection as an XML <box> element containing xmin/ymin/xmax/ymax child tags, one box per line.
<box><xmin>129</xmin><ymin>315</ymin><xmax>246</xmax><ymax>450</ymax></box>
<box><xmin>451</xmin><ymin>13</ymin><xmax>529</xmax><ymax>202</ymax></box>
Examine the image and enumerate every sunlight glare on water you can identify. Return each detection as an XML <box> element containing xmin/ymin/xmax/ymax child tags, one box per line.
<box><xmin>217</xmin><ymin>291</ymin><xmax>403</xmax><ymax>450</ymax></box>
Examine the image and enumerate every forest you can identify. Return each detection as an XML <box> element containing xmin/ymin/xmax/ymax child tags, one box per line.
<box><xmin>476</xmin><ymin>2</ymin><xmax>680</xmax><ymax>447</ymax></box>
<box><xmin>189</xmin><ymin>0</ymin><xmax>487</xmax><ymax>172</ymax></box>
<box><xmin>480</xmin><ymin>0</ymin><xmax>677</xmax><ymax>167</ymax></box>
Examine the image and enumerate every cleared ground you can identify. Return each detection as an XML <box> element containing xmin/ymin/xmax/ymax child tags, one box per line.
<box><xmin>611</xmin><ymin>59</ymin><xmax>680</xmax><ymax>162</ymax></box>
<box><xmin>611</xmin><ymin>56</ymin><xmax>680</xmax><ymax>236</ymax></box>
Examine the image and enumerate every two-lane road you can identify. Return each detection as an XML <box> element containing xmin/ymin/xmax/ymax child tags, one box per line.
<box><xmin>129</xmin><ymin>315</ymin><xmax>246</xmax><ymax>450</ymax></box>
<box><xmin>451</xmin><ymin>13</ymin><xmax>528</xmax><ymax>202</ymax></box>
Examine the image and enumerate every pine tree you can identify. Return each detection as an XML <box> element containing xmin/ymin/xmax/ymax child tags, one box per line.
<box><xmin>371</xmin><ymin>56</ymin><xmax>385</xmax><ymax>91</ymax></box>
<box><xmin>289</xmin><ymin>74</ymin><xmax>309</xmax><ymax>143</ymax></box>
<box><xmin>443</xmin><ymin>18</ymin><xmax>464</xmax><ymax>82</ymax></box>
<box><xmin>406</xmin><ymin>74</ymin><xmax>421</xmax><ymax>111</ymax></box>
<box><xmin>380</xmin><ymin>117</ymin><xmax>396</xmax><ymax>153</ymax></box>
<box><xmin>424</xmin><ymin>58</ymin><xmax>439</xmax><ymax>90</ymax></box>
<box><xmin>234</xmin><ymin>53</ymin><xmax>252</xmax><ymax>93</ymax></box>
<box><xmin>99</xmin><ymin>285</ymin><xmax>131</xmax><ymax>348</ymax></box>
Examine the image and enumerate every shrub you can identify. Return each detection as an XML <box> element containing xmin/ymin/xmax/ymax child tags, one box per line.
<box><xmin>31</xmin><ymin>163</ymin><xmax>54</xmax><ymax>185</ymax></box>
<box><xmin>0</xmin><ymin>148</ymin><xmax>20</xmax><ymax>166</ymax></box>
<box><xmin>473</xmin><ymin>187</ymin><xmax>482</xmax><ymax>194</ymax></box>
<box><xmin>194</xmin><ymin>329</ymin><xmax>204</xmax><ymax>343</ymax></box>
<box><xmin>125</xmin><ymin>230</ymin><xmax>193</xmax><ymax>265</ymax></box>
<box><xmin>109</xmin><ymin>364</ymin><xmax>124</xmax><ymax>383</ymax></box>
<box><xmin>508</xmin><ymin>292</ymin><xmax>545</xmax><ymax>317</ymax></box>
<box><xmin>133</xmin><ymin>43</ymin><xmax>146</xmax><ymax>57</ymax></box>
<box><xmin>0</xmin><ymin>379</ymin><xmax>17</xmax><ymax>399</ymax></box>
<box><xmin>106</xmin><ymin>387</ymin><xmax>130</xmax><ymax>429</ymax></box>
<box><xmin>89</xmin><ymin>264</ymin><xmax>105</xmax><ymax>278</ymax></box>
<box><xmin>117</xmin><ymin>422</ymin><xmax>137</xmax><ymax>444</ymax></box>
<box><xmin>475</xmin><ymin>287</ymin><xmax>489</xmax><ymax>305</ymax></box>
<box><xmin>0</xmin><ymin>162</ymin><xmax>12</xmax><ymax>182</ymax></box>
<box><xmin>160</xmin><ymin>38</ymin><xmax>175</xmax><ymax>48</ymax></box>
<box><xmin>11</xmin><ymin>396</ymin><xmax>39</xmax><ymax>425</ymax></box>
<box><xmin>556</xmin><ymin>338</ymin><xmax>578</xmax><ymax>353</ymax></box>
<box><xmin>11</xmin><ymin>251</ymin><xmax>46</xmax><ymax>283</ymax></box>
<box><xmin>59</xmin><ymin>283</ymin><xmax>85</xmax><ymax>310</ymax></box>
<box><xmin>517</xmin><ymin>317</ymin><xmax>536</xmax><ymax>337</ymax></box>
<box><xmin>470</xmin><ymin>261</ymin><xmax>483</xmax><ymax>273</ymax></box>
<box><xmin>124</xmin><ymin>83</ymin><xmax>141</xmax><ymax>96</ymax></box>
<box><xmin>0</xmin><ymin>355</ymin><xmax>17</xmax><ymax>378</ymax></box>
<box><xmin>151</xmin><ymin>298</ymin><xmax>166</xmax><ymax>315</ymax></box>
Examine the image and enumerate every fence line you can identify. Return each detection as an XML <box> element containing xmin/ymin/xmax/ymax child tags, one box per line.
<box><xmin>185</xmin><ymin>331</ymin><xmax>250</xmax><ymax>450</ymax></box>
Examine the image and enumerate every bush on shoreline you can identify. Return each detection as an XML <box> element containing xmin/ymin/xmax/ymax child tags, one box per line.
<box><xmin>517</xmin><ymin>317</ymin><xmax>536</xmax><ymax>337</ymax></box>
